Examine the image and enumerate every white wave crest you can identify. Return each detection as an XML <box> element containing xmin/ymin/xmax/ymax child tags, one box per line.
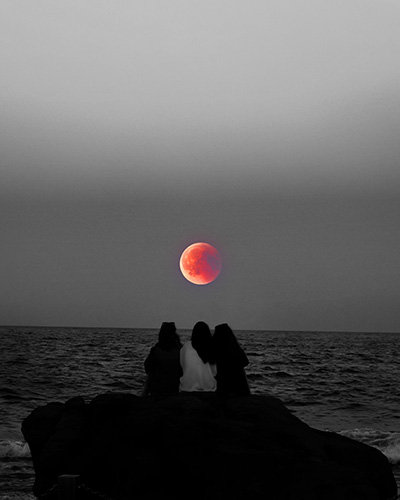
<box><xmin>0</xmin><ymin>440</ymin><xmax>31</xmax><ymax>458</ymax></box>
<box><xmin>339</xmin><ymin>428</ymin><xmax>400</xmax><ymax>465</ymax></box>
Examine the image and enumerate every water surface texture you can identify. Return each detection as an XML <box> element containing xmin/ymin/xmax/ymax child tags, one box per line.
<box><xmin>1</xmin><ymin>326</ymin><xmax>399</xmax><ymax>498</ymax></box>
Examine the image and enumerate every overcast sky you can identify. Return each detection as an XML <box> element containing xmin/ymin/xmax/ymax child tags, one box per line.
<box><xmin>1</xmin><ymin>0</ymin><xmax>400</xmax><ymax>332</ymax></box>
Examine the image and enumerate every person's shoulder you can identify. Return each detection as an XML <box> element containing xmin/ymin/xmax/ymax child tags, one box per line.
<box><xmin>144</xmin><ymin>345</ymin><xmax>158</xmax><ymax>371</ymax></box>
<box><xmin>182</xmin><ymin>341</ymin><xmax>197</xmax><ymax>357</ymax></box>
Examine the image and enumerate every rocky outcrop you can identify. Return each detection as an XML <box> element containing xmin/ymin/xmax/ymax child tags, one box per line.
<box><xmin>21</xmin><ymin>393</ymin><xmax>397</xmax><ymax>500</ymax></box>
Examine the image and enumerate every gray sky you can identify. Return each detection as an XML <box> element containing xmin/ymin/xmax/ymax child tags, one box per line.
<box><xmin>1</xmin><ymin>0</ymin><xmax>400</xmax><ymax>331</ymax></box>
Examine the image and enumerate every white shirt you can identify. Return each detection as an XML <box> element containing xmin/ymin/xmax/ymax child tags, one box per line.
<box><xmin>179</xmin><ymin>341</ymin><xmax>217</xmax><ymax>392</ymax></box>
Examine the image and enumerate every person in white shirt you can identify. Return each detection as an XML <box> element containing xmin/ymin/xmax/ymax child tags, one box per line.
<box><xmin>179</xmin><ymin>321</ymin><xmax>217</xmax><ymax>392</ymax></box>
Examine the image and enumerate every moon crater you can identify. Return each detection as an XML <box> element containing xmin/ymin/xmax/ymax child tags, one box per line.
<box><xmin>179</xmin><ymin>242</ymin><xmax>221</xmax><ymax>285</ymax></box>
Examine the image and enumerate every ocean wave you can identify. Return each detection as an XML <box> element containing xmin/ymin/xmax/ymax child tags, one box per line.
<box><xmin>339</xmin><ymin>429</ymin><xmax>400</xmax><ymax>465</ymax></box>
<box><xmin>0</xmin><ymin>491</ymin><xmax>37</xmax><ymax>500</ymax></box>
<box><xmin>273</xmin><ymin>371</ymin><xmax>293</xmax><ymax>378</ymax></box>
<box><xmin>0</xmin><ymin>440</ymin><xmax>31</xmax><ymax>458</ymax></box>
<box><xmin>0</xmin><ymin>495</ymin><xmax>36</xmax><ymax>500</ymax></box>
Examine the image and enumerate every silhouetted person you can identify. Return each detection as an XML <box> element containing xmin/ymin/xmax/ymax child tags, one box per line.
<box><xmin>144</xmin><ymin>322</ymin><xmax>182</xmax><ymax>395</ymax></box>
<box><xmin>213</xmin><ymin>323</ymin><xmax>250</xmax><ymax>396</ymax></box>
<box><xmin>179</xmin><ymin>321</ymin><xmax>217</xmax><ymax>392</ymax></box>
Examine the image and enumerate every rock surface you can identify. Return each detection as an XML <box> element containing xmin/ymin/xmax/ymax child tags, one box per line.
<box><xmin>22</xmin><ymin>393</ymin><xmax>397</xmax><ymax>500</ymax></box>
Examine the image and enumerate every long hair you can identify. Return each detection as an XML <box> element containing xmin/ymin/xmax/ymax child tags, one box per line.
<box><xmin>212</xmin><ymin>323</ymin><xmax>241</xmax><ymax>361</ymax></box>
<box><xmin>191</xmin><ymin>321</ymin><xmax>214</xmax><ymax>364</ymax></box>
<box><xmin>158</xmin><ymin>322</ymin><xmax>182</xmax><ymax>350</ymax></box>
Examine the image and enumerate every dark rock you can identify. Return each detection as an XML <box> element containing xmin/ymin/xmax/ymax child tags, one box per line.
<box><xmin>21</xmin><ymin>393</ymin><xmax>397</xmax><ymax>500</ymax></box>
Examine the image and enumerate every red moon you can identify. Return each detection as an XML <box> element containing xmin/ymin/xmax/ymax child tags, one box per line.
<box><xmin>179</xmin><ymin>242</ymin><xmax>221</xmax><ymax>285</ymax></box>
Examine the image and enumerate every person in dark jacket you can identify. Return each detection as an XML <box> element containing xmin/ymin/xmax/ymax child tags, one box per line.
<box><xmin>212</xmin><ymin>323</ymin><xmax>250</xmax><ymax>397</ymax></box>
<box><xmin>143</xmin><ymin>322</ymin><xmax>182</xmax><ymax>395</ymax></box>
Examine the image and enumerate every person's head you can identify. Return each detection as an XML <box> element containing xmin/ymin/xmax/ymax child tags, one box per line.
<box><xmin>191</xmin><ymin>321</ymin><xmax>213</xmax><ymax>364</ymax></box>
<box><xmin>158</xmin><ymin>322</ymin><xmax>181</xmax><ymax>349</ymax></box>
<box><xmin>213</xmin><ymin>323</ymin><xmax>240</xmax><ymax>358</ymax></box>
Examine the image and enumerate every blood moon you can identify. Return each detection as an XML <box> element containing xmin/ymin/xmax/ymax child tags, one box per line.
<box><xmin>179</xmin><ymin>242</ymin><xmax>221</xmax><ymax>285</ymax></box>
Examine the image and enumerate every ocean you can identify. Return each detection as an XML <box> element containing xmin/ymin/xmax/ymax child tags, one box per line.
<box><xmin>1</xmin><ymin>325</ymin><xmax>399</xmax><ymax>499</ymax></box>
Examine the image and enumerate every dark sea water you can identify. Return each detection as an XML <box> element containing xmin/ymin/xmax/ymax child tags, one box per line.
<box><xmin>1</xmin><ymin>326</ymin><xmax>399</xmax><ymax>498</ymax></box>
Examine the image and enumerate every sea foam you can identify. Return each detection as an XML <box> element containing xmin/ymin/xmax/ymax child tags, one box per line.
<box><xmin>0</xmin><ymin>440</ymin><xmax>31</xmax><ymax>458</ymax></box>
<box><xmin>339</xmin><ymin>429</ymin><xmax>400</xmax><ymax>464</ymax></box>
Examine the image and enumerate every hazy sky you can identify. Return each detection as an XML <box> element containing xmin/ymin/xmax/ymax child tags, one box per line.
<box><xmin>2</xmin><ymin>0</ymin><xmax>400</xmax><ymax>331</ymax></box>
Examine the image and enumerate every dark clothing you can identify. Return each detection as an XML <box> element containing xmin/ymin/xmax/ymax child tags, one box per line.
<box><xmin>215</xmin><ymin>347</ymin><xmax>250</xmax><ymax>396</ymax></box>
<box><xmin>144</xmin><ymin>344</ymin><xmax>182</xmax><ymax>395</ymax></box>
